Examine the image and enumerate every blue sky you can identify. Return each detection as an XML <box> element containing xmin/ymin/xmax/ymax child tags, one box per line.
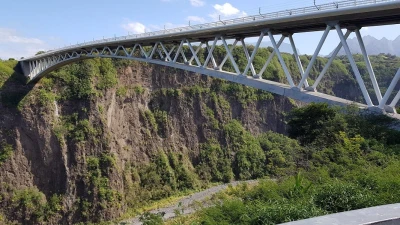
<box><xmin>1</xmin><ymin>0</ymin><xmax>399</xmax><ymax>59</ymax></box>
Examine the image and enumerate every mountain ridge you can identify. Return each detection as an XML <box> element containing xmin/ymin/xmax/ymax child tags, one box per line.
<box><xmin>333</xmin><ymin>35</ymin><xmax>400</xmax><ymax>56</ymax></box>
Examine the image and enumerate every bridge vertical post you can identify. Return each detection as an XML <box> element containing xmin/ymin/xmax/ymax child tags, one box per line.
<box><xmin>298</xmin><ymin>25</ymin><xmax>331</xmax><ymax>89</ymax></box>
<box><xmin>311</xmin><ymin>29</ymin><xmax>352</xmax><ymax>91</ymax></box>
<box><xmin>243</xmin><ymin>31</ymin><xmax>265</xmax><ymax>77</ymax></box>
<box><xmin>221</xmin><ymin>36</ymin><xmax>241</xmax><ymax>74</ymax></box>
<box><xmin>268</xmin><ymin>32</ymin><xmax>295</xmax><ymax>87</ymax></box>
<box><xmin>355</xmin><ymin>28</ymin><xmax>382</xmax><ymax>102</ymax></box>
<box><xmin>335</xmin><ymin>24</ymin><xmax>373</xmax><ymax>107</ymax></box>
<box><xmin>258</xmin><ymin>36</ymin><xmax>285</xmax><ymax>77</ymax></box>
<box><xmin>379</xmin><ymin>68</ymin><xmax>400</xmax><ymax>109</ymax></box>
<box><xmin>288</xmin><ymin>34</ymin><xmax>305</xmax><ymax>81</ymax></box>
<box><xmin>204</xmin><ymin>37</ymin><xmax>219</xmax><ymax>68</ymax></box>
<box><xmin>241</xmin><ymin>38</ymin><xmax>256</xmax><ymax>77</ymax></box>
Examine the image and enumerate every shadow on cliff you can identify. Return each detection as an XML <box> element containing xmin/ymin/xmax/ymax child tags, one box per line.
<box><xmin>0</xmin><ymin>62</ymin><xmax>36</xmax><ymax>109</ymax></box>
<box><xmin>1</xmin><ymin>63</ymin><xmax>69</xmax><ymax>196</ymax></box>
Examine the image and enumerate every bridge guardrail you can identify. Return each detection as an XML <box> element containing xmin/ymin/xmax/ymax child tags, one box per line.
<box><xmin>25</xmin><ymin>0</ymin><xmax>397</xmax><ymax>60</ymax></box>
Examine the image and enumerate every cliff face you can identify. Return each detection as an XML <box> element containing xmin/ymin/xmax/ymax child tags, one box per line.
<box><xmin>0</xmin><ymin>60</ymin><xmax>296</xmax><ymax>224</ymax></box>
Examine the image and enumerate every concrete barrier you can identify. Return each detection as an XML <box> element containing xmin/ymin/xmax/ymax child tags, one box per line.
<box><xmin>278</xmin><ymin>204</ymin><xmax>400</xmax><ymax>225</ymax></box>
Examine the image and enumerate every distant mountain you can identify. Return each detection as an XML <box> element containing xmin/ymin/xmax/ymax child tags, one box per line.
<box><xmin>332</xmin><ymin>35</ymin><xmax>400</xmax><ymax>56</ymax></box>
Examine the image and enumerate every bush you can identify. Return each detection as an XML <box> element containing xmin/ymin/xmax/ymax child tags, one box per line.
<box><xmin>314</xmin><ymin>181</ymin><xmax>376</xmax><ymax>212</ymax></box>
<box><xmin>11</xmin><ymin>188</ymin><xmax>47</xmax><ymax>223</ymax></box>
<box><xmin>0</xmin><ymin>142</ymin><xmax>13</xmax><ymax>165</ymax></box>
<box><xmin>139</xmin><ymin>212</ymin><xmax>164</xmax><ymax>225</ymax></box>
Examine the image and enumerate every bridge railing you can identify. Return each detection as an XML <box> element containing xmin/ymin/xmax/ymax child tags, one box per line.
<box><xmin>28</xmin><ymin>0</ymin><xmax>397</xmax><ymax>59</ymax></box>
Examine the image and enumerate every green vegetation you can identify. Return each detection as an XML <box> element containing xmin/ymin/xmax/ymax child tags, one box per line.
<box><xmin>85</xmin><ymin>154</ymin><xmax>121</xmax><ymax>211</ymax></box>
<box><xmin>0</xmin><ymin>142</ymin><xmax>13</xmax><ymax>165</ymax></box>
<box><xmin>171</xmin><ymin>103</ymin><xmax>400</xmax><ymax>224</ymax></box>
<box><xmin>57</xmin><ymin>113</ymin><xmax>99</xmax><ymax>143</ymax></box>
<box><xmin>11</xmin><ymin>188</ymin><xmax>62</xmax><ymax>224</ymax></box>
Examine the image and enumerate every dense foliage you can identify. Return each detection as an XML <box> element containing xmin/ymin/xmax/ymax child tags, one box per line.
<box><xmin>171</xmin><ymin>103</ymin><xmax>400</xmax><ymax>224</ymax></box>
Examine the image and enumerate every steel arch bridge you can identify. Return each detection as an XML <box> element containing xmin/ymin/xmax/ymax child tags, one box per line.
<box><xmin>19</xmin><ymin>0</ymin><xmax>400</xmax><ymax>115</ymax></box>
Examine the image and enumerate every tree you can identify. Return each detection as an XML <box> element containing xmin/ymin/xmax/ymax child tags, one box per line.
<box><xmin>35</xmin><ymin>51</ymin><xmax>46</xmax><ymax>55</ymax></box>
<box><xmin>287</xmin><ymin>103</ymin><xmax>347</xmax><ymax>145</ymax></box>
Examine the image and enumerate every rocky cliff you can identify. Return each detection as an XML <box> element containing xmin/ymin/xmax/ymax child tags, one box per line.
<box><xmin>0</xmin><ymin>59</ymin><xmax>296</xmax><ymax>224</ymax></box>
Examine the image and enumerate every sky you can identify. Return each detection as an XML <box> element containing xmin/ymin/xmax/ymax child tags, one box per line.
<box><xmin>1</xmin><ymin>0</ymin><xmax>399</xmax><ymax>59</ymax></box>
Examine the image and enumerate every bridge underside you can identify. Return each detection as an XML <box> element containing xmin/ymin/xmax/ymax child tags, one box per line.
<box><xmin>19</xmin><ymin>0</ymin><xmax>400</xmax><ymax>115</ymax></box>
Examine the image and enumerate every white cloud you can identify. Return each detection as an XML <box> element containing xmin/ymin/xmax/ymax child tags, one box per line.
<box><xmin>190</xmin><ymin>0</ymin><xmax>205</xmax><ymax>7</ymax></box>
<box><xmin>214</xmin><ymin>3</ymin><xmax>239</xmax><ymax>16</ymax></box>
<box><xmin>0</xmin><ymin>28</ymin><xmax>43</xmax><ymax>44</ymax></box>
<box><xmin>187</xmin><ymin>16</ymin><xmax>206</xmax><ymax>23</ymax></box>
<box><xmin>209</xmin><ymin>3</ymin><xmax>247</xmax><ymax>20</ymax></box>
<box><xmin>0</xmin><ymin>28</ymin><xmax>51</xmax><ymax>59</ymax></box>
<box><xmin>121</xmin><ymin>22</ymin><xmax>146</xmax><ymax>34</ymax></box>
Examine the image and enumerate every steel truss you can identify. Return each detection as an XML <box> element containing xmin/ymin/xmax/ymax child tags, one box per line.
<box><xmin>23</xmin><ymin>23</ymin><xmax>400</xmax><ymax>114</ymax></box>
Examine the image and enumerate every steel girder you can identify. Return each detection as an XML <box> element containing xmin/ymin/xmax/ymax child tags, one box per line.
<box><xmin>22</xmin><ymin>23</ymin><xmax>399</xmax><ymax>115</ymax></box>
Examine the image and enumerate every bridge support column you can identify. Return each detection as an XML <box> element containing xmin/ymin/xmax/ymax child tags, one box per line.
<box><xmin>204</xmin><ymin>39</ymin><xmax>218</xmax><ymax>69</ymax></box>
<box><xmin>298</xmin><ymin>25</ymin><xmax>331</xmax><ymax>89</ymax></box>
<box><xmin>243</xmin><ymin>30</ymin><xmax>265</xmax><ymax>77</ymax></box>
<box><xmin>379</xmin><ymin>68</ymin><xmax>400</xmax><ymax>110</ymax></box>
<box><xmin>268</xmin><ymin>32</ymin><xmax>295</xmax><ymax>87</ymax></box>
<box><xmin>139</xmin><ymin>45</ymin><xmax>149</xmax><ymax>58</ymax></box>
<box><xmin>219</xmin><ymin>38</ymin><xmax>238</xmax><ymax>71</ymax></box>
<box><xmin>241</xmin><ymin>38</ymin><xmax>256</xmax><ymax>77</ymax></box>
<box><xmin>258</xmin><ymin>36</ymin><xmax>285</xmax><ymax>78</ymax></box>
<box><xmin>173</xmin><ymin>40</ymin><xmax>185</xmax><ymax>63</ymax></box>
<box><xmin>221</xmin><ymin>37</ymin><xmax>240</xmax><ymax>74</ymax></box>
<box><xmin>289</xmin><ymin>34</ymin><xmax>305</xmax><ymax>83</ymax></box>
<box><xmin>388</xmin><ymin>90</ymin><xmax>400</xmax><ymax>114</ymax></box>
<box><xmin>355</xmin><ymin>28</ymin><xmax>382</xmax><ymax>102</ymax></box>
<box><xmin>188</xmin><ymin>42</ymin><xmax>204</xmax><ymax>66</ymax></box>
<box><xmin>149</xmin><ymin>42</ymin><xmax>159</xmax><ymax>59</ymax></box>
<box><xmin>335</xmin><ymin>24</ymin><xmax>373</xmax><ymax>107</ymax></box>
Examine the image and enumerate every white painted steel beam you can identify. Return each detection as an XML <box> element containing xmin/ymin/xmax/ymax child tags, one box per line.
<box><xmin>268</xmin><ymin>32</ymin><xmax>295</xmax><ymax>87</ymax></box>
<box><xmin>355</xmin><ymin>28</ymin><xmax>382</xmax><ymax>102</ymax></box>
<box><xmin>335</xmin><ymin>24</ymin><xmax>373</xmax><ymax>107</ymax></box>
<box><xmin>258</xmin><ymin>35</ymin><xmax>285</xmax><ymax>78</ymax></box>
<box><xmin>298</xmin><ymin>25</ymin><xmax>331</xmax><ymax>88</ymax></box>
<box><xmin>219</xmin><ymin>39</ymin><xmax>238</xmax><ymax>70</ymax></box>
<box><xmin>204</xmin><ymin>37</ymin><xmax>218</xmax><ymax>68</ymax></box>
<box><xmin>241</xmin><ymin>38</ymin><xmax>256</xmax><ymax>76</ymax></box>
<box><xmin>379</xmin><ymin>68</ymin><xmax>400</xmax><ymax>108</ymax></box>
<box><xmin>221</xmin><ymin>37</ymin><xmax>240</xmax><ymax>74</ymax></box>
<box><xmin>311</xmin><ymin>29</ymin><xmax>352</xmax><ymax>90</ymax></box>
<box><xmin>289</xmin><ymin>34</ymin><xmax>305</xmax><ymax>84</ymax></box>
<box><xmin>243</xmin><ymin>31</ymin><xmax>265</xmax><ymax>77</ymax></box>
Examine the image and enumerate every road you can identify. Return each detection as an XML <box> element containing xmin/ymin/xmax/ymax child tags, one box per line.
<box><xmin>121</xmin><ymin>180</ymin><xmax>258</xmax><ymax>225</ymax></box>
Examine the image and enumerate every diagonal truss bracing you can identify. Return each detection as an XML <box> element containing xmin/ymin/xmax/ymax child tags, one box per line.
<box><xmin>22</xmin><ymin>23</ymin><xmax>400</xmax><ymax>115</ymax></box>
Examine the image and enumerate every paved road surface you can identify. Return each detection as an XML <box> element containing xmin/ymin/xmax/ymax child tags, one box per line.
<box><xmin>122</xmin><ymin>180</ymin><xmax>258</xmax><ymax>225</ymax></box>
